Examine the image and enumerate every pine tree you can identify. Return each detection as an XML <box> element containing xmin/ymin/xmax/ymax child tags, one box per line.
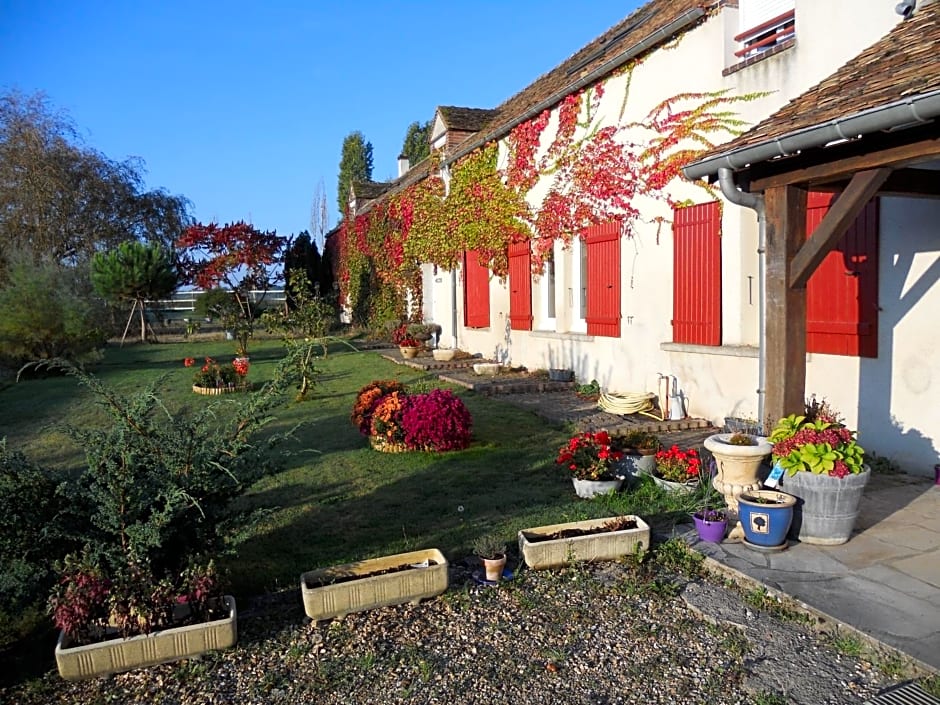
<box><xmin>400</xmin><ymin>120</ymin><xmax>431</xmax><ymax>165</ymax></box>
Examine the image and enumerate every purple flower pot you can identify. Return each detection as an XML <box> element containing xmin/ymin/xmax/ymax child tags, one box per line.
<box><xmin>693</xmin><ymin>513</ymin><xmax>727</xmax><ymax>543</ymax></box>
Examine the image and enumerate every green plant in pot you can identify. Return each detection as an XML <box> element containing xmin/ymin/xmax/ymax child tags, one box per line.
<box><xmin>769</xmin><ymin>397</ymin><xmax>869</xmax><ymax>545</ymax></box>
<box><xmin>473</xmin><ymin>533</ymin><xmax>507</xmax><ymax>583</ymax></box>
<box><xmin>610</xmin><ymin>429</ymin><xmax>660</xmax><ymax>476</ymax></box>
<box><xmin>692</xmin><ymin>482</ymin><xmax>728</xmax><ymax>543</ymax></box>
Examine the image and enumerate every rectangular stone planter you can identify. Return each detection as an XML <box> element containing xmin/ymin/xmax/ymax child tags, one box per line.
<box><xmin>301</xmin><ymin>548</ymin><xmax>448</xmax><ymax>621</ymax></box>
<box><xmin>518</xmin><ymin>516</ymin><xmax>650</xmax><ymax>570</ymax></box>
<box><xmin>55</xmin><ymin>595</ymin><xmax>237</xmax><ymax>680</ymax></box>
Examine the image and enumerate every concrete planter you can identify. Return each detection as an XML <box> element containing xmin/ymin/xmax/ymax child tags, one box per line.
<box><xmin>780</xmin><ymin>465</ymin><xmax>871</xmax><ymax>545</ymax></box>
<box><xmin>301</xmin><ymin>548</ymin><xmax>448</xmax><ymax>621</ymax></box>
<box><xmin>432</xmin><ymin>348</ymin><xmax>456</xmax><ymax>361</ymax></box>
<box><xmin>572</xmin><ymin>477</ymin><xmax>624</xmax><ymax>498</ymax></box>
<box><xmin>518</xmin><ymin>516</ymin><xmax>650</xmax><ymax>570</ymax></box>
<box><xmin>55</xmin><ymin>595</ymin><xmax>237</xmax><ymax>680</ymax></box>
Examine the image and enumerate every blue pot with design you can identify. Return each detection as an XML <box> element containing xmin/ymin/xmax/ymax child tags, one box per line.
<box><xmin>737</xmin><ymin>489</ymin><xmax>796</xmax><ymax>548</ymax></box>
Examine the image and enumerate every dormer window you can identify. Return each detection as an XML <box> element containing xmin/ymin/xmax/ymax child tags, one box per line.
<box><xmin>735</xmin><ymin>1</ymin><xmax>795</xmax><ymax>60</ymax></box>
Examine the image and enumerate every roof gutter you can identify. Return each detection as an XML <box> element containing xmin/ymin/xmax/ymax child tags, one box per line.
<box><xmin>446</xmin><ymin>7</ymin><xmax>707</xmax><ymax>167</ymax></box>
<box><xmin>683</xmin><ymin>89</ymin><xmax>940</xmax><ymax>181</ymax></box>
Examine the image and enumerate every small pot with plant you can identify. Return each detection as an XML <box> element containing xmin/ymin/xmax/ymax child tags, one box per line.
<box><xmin>392</xmin><ymin>324</ymin><xmax>422</xmax><ymax>358</ymax></box>
<box><xmin>473</xmin><ymin>533</ymin><xmax>507</xmax><ymax>582</ymax></box>
<box><xmin>611</xmin><ymin>429</ymin><xmax>661</xmax><ymax>476</ymax></box>
<box><xmin>737</xmin><ymin>489</ymin><xmax>796</xmax><ymax>549</ymax></box>
<box><xmin>692</xmin><ymin>482</ymin><xmax>728</xmax><ymax>543</ymax></box>
<box><xmin>651</xmin><ymin>444</ymin><xmax>701</xmax><ymax>492</ymax></box>
<box><xmin>556</xmin><ymin>430</ymin><xmax>625</xmax><ymax>498</ymax></box>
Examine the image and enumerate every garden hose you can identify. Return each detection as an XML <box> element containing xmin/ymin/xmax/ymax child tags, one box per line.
<box><xmin>597</xmin><ymin>391</ymin><xmax>664</xmax><ymax>420</ymax></box>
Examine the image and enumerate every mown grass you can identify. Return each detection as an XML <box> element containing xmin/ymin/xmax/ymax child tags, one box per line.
<box><xmin>0</xmin><ymin>337</ymin><xmax>703</xmax><ymax>600</ymax></box>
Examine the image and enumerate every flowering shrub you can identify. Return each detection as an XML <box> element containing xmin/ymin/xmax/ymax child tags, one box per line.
<box><xmin>400</xmin><ymin>389</ymin><xmax>472</xmax><ymax>451</ymax></box>
<box><xmin>352</xmin><ymin>380</ymin><xmax>473</xmax><ymax>452</ymax></box>
<box><xmin>392</xmin><ymin>323</ymin><xmax>421</xmax><ymax>348</ymax></box>
<box><xmin>769</xmin><ymin>399</ymin><xmax>864</xmax><ymax>478</ymax></box>
<box><xmin>654</xmin><ymin>445</ymin><xmax>701</xmax><ymax>483</ymax></box>
<box><xmin>370</xmin><ymin>391</ymin><xmax>407</xmax><ymax>444</ymax></box>
<box><xmin>187</xmin><ymin>356</ymin><xmax>241</xmax><ymax>388</ymax></box>
<box><xmin>351</xmin><ymin>379</ymin><xmax>407</xmax><ymax>435</ymax></box>
<box><xmin>232</xmin><ymin>357</ymin><xmax>250</xmax><ymax>377</ymax></box>
<box><xmin>556</xmin><ymin>430</ymin><xmax>623</xmax><ymax>481</ymax></box>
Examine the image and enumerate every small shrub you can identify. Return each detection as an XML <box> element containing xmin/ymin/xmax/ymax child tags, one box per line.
<box><xmin>401</xmin><ymin>389</ymin><xmax>472</xmax><ymax>451</ymax></box>
<box><xmin>351</xmin><ymin>380</ymin><xmax>407</xmax><ymax>435</ymax></box>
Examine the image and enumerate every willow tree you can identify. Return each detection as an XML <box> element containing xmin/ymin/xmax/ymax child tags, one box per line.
<box><xmin>91</xmin><ymin>241</ymin><xmax>177</xmax><ymax>344</ymax></box>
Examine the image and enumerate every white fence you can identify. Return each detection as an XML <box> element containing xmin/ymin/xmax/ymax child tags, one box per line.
<box><xmin>147</xmin><ymin>289</ymin><xmax>287</xmax><ymax>315</ymax></box>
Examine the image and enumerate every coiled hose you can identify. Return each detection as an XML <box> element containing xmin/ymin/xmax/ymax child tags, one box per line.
<box><xmin>597</xmin><ymin>391</ymin><xmax>664</xmax><ymax>420</ymax></box>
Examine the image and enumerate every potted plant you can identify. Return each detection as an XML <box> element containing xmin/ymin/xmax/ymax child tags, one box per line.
<box><xmin>651</xmin><ymin>444</ymin><xmax>701</xmax><ymax>492</ymax></box>
<box><xmin>769</xmin><ymin>397</ymin><xmax>869</xmax><ymax>545</ymax></box>
<box><xmin>518</xmin><ymin>515</ymin><xmax>651</xmax><ymax>569</ymax></box>
<box><xmin>392</xmin><ymin>324</ymin><xmax>422</xmax><ymax>358</ymax></box>
<box><xmin>703</xmin><ymin>430</ymin><xmax>772</xmax><ymax>540</ymax></box>
<box><xmin>692</xmin><ymin>483</ymin><xmax>728</xmax><ymax>543</ymax></box>
<box><xmin>556</xmin><ymin>430</ymin><xmax>625</xmax><ymax>498</ymax></box>
<box><xmin>432</xmin><ymin>346</ymin><xmax>456</xmax><ymax>362</ymax></box>
<box><xmin>611</xmin><ymin>429</ymin><xmax>661</xmax><ymax>476</ymax></box>
<box><xmin>548</xmin><ymin>368</ymin><xmax>574</xmax><ymax>382</ymax></box>
<box><xmin>472</xmin><ymin>533</ymin><xmax>507</xmax><ymax>583</ymax></box>
<box><xmin>185</xmin><ymin>356</ymin><xmax>250</xmax><ymax>395</ymax></box>
<box><xmin>737</xmin><ymin>489</ymin><xmax>796</xmax><ymax>549</ymax></box>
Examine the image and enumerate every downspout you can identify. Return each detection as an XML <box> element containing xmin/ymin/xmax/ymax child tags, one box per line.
<box><xmin>451</xmin><ymin>269</ymin><xmax>458</xmax><ymax>349</ymax></box>
<box><xmin>717</xmin><ymin>167</ymin><xmax>767</xmax><ymax>430</ymax></box>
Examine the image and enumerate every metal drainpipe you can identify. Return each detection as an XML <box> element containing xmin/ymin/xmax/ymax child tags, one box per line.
<box><xmin>451</xmin><ymin>269</ymin><xmax>458</xmax><ymax>349</ymax></box>
<box><xmin>717</xmin><ymin>167</ymin><xmax>767</xmax><ymax>429</ymax></box>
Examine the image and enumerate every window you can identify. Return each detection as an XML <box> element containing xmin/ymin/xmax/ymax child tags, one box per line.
<box><xmin>508</xmin><ymin>241</ymin><xmax>533</xmax><ymax>331</ymax></box>
<box><xmin>463</xmin><ymin>250</ymin><xmax>490</xmax><ymax>328</ymax></box>
<box><xmin>583</xmin><ymin>222</ymin><xmax>621</xmax><ymax>338</ymax></box>
<box><xmin>805</xmin><ymin>192</ymin><xmax>879</xmax><ymax>357</ymax></box>
<box><xmin>672</xmin><ymin>202</ymin><xmax>721</xmax><ymax>345</ymax></box>
<box><xmin>569</xmin><ymin>237</ymin><xmax>587</xmax><ymax>333</ymax></box>
<box><xmin>735</xmin><ymin>1</ymin><xmax>795</xmax><ymax>60</ymax></box>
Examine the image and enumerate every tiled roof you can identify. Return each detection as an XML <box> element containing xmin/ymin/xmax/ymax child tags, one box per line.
<box><xmin>352</xmin><ymin>181</ymin><xmax>392</xmax><ymax>200</ymax></box>
<box><xmin>689</xmin><ymin>3</ymin><xmax>940</xmax><ymax>171</ymax></box>
<box><xmin>437</xmin><ymin>106</ymin><xmax>500</xmax><ymax>132</ymax></box>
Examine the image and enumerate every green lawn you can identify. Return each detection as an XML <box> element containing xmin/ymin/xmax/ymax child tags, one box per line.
<box><xmin>0</xmin><ymin>338</ymin><xmax>702</xmax><ymax>599</ymax></box>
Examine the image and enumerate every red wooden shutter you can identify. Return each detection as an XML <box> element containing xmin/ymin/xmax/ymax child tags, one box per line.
<box><xmin>463</xmin><ymin>250</ymin><xmax>490</xmax><ymax>328</ymax></box>
<box><xmin>805</xmin><ymin>192</ymin><xmax>878</xmax><ymax>357</ymax></box>
<box><xmin>584</xmin><ymin>222</ymin><xmax>620</xmax><ymax>337</ymax></box>
<box><xmin>508</xmin><ymin>241</ymin><xmax>533</xmax><ymax>331</ymax></box>
<box><xmin>672</xmin><ymin>202</ymin><xmax>721</xmax><ymax>345</ymax></box>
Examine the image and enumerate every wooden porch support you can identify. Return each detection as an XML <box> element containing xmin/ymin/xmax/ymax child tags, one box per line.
<box><xmin>789</xmin><ymin>168</ymin><xmax>892</xmax><ymax>289</ymax></box>
<box><xmin>764</xmin><ymin>185</ymin><xmax>807</xmax><ymax>428</ymax></box>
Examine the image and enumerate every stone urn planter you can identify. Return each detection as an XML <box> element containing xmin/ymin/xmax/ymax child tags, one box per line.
<box><xmin>703</xmin><ymin>433</ymin><xmax>773</xmax><ymax>540</ymax></box>
<box><xmin>301</xmin><ymin>548</ymin><xmax>448</xmax><ymax>621</ymax></box>
<box><xmin>518</xmin><ymin>515</ymin><xmax>650</xmax><ymax>570</ymax></box>
<box><xmin>55</xmin><ymin>595</ymin><xmax>237</xmax><ymax>680</ymax></box>
<box><xmin>780</xmin><ymin>465</ymin><xmax>871</xmax><ymax>545</ymax></box>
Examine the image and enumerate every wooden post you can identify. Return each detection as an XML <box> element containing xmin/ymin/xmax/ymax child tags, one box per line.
<box><xmin>764</xmin><ymin>185</ymin><xmax>807</xmax><ymax>429</ymax></box>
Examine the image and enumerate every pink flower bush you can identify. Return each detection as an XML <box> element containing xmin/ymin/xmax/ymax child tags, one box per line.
<box><xmin>400</xmin><ymin>389</ymin><xmax>472</xmax><ymax>451</ymax></box>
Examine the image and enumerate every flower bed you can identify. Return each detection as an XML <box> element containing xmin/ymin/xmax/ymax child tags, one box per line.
<box><xmin>352</xmin><ymin>380</ymin><xmax>472</xmax><ymax>452</ymax></box>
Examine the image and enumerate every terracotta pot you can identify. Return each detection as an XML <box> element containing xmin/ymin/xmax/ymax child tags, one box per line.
<box><xmin>481</xmin><ymin>554</ymin><xmax>507</xmax><ymax>582</ymax></box>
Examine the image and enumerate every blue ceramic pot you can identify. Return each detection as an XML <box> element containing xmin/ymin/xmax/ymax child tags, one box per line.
<box><xmin>738</xmin><ymin>490</ymin><xmax>796</xmax><ymax>547</ymax></box>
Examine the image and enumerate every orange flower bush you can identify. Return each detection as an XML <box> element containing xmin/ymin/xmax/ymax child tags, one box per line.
<box><xmin>351</xmin><ymin>380</ymin><xmax>406</xmax><ymax>435</ymax></box>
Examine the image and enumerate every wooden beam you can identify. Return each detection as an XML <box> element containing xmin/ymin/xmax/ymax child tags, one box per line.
<box><xmin>747</xmin><ymin>132</ymin><xmax>940</xmax><ymax>192</ymax></box>
<box><xmin>804</xmin><ymin>168</ymin><xmax>940</xmax><ymax>198</ymax></box>
<box><xmin>764</xmin><ymin>185</ymin><xmax>807</xmax><ymax>429</ymax></box>
<box><xmin>789</xmin><ymin>168</ymin><xmax>891</xmax><ymax>289</ymax></box>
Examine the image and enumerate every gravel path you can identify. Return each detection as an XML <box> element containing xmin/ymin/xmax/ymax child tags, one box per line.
<box><xmin>3</xmin><ymin>553</ymin><xmax>898</xmax><ymax>705</ymax></box>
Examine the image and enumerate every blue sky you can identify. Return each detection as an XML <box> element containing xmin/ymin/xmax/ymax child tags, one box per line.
<box><xmin>0</xmin><ymin>1</ymin><xmax>640</xmax><ymax>240</ymax></box>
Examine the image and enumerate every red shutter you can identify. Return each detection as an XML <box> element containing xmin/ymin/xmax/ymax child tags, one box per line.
<box><xmin>584</xmin><ymin>222</ymin><xmax>620</xmax><ymax>337</ymax></box>
<box><xmin>508</xmin><ymin>241</ymin><xmax>533</xmax><ymax>331</ymax></box>
<box><xmin>805</xmin><ymin>192</ymin><xmax>878</xmax><ymax>357</ymax></box>
<box><xmin>672</xmin><ymin>201</ymin><xmax>721</xmax><ymax>345</ymax></box>
<box><xmin>463</xmin><ymin>250</ymin><xmax>490</xmax><ymax>328</ymax></box>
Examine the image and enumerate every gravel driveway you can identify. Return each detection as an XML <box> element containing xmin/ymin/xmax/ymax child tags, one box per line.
<box><xmin>3</xmin><ymin>549</ymin><xmax>899</xmax><ymax>705</ymax></box>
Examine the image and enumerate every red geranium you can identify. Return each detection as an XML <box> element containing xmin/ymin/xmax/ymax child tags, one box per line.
<box><xmin>654</xmin><ymin>445</ymin><xmax>701</xmax><ymax>483</ymax></box>
<box><xmin>556</xmin><ymin>430</ymin><xmax>624</xmax><ymax>481</ymax></box>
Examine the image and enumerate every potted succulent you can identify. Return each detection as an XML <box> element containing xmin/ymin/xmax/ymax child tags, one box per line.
<box><xmin>556</xmin><ymin>430</ymin><xmax>625</xmax><ymax>498</ymax></box>
<box><xmin>611</xmin><ymin>429</ymin><xmax>661</xmax><ymax>476</ymax></box>
<box><xmin>769</xmin><ymin>397</ymin><xmax>869</xmax><ymax>545</ymax></box>
<box><xmin>651</xmin><ymin>444</ymin><xmax>701</xmax><ymax>492</ymax></box>
<box><xmin>472</xmin><ymin>532</ymin><xmax>508</xmax><ymax>583</ymax></box>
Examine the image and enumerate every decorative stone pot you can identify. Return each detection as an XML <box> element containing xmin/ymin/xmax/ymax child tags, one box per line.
<box><xmin>572</xmin><ymin>477</ymin><xmax>624</xmax><ymax>499</ymax></box>
<box><xmin>780</xmin><ymin>465</ymin><xmax>871</xmax><ymax>545</ymax></box>
<box><xmin>432</xmin><ymin>348</ymin><xmax>455</xmax><ymax>362</ymax></box>
<box><xmin>55</xmin><ymin>595</ymin><xmax>237</xmax><ymax>680</ymax></box>
<box><xmin>738</xmin><ymin>490</ymin><xmax>796</xmax><ymax>549</ymax></box>
<box><xmin>399</xmin><ymin>346</ymin><xmax>421</xmax><ymax>359</ymax></box>
<box><xmin>704</xmin><ymin>433</ymin><xmax>772</xmax><ymax>540</ymax></box>
<box><xmin>692</xmin><ymin>512</ymin><xmax>728</xmax><ymax>543</ymax></box>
